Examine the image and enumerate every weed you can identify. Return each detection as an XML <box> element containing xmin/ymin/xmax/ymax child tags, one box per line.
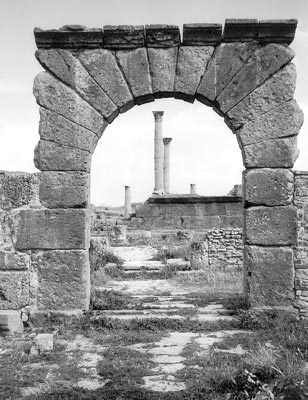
<box><xmin>90</xmin><ymin>289</ymin><xmax>135</xmax><ymax>310</ymax></box>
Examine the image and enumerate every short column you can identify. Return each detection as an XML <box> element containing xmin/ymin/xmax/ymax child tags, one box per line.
<box><xmin>163</xmin><ymin>138</ymin><xmax>172</xmax><ymax>194</ymax></box>
<box><xmin>190</xmin><ymin>184</ymin><xmax>197</xmax><ymax>195</ymax></box>
<box><xmin>124</xmin><ymin>185</ymin><xmax>131</xmax><ymax>219</ymax></box>
<box><xmin>153</xmin><ymin>111</ymin><xmax>164</xmax><ymax>195</ymax></box>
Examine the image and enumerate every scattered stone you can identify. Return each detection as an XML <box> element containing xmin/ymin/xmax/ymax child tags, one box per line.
<box><xmin>33</xmin><ymin>333</ymin><xmax>54</xmax><ymax>353</ymax></box>
<box><xmin>142</xmin><ymin>375</ymin><xmax>186</xmax><ymax>392</ymax></box>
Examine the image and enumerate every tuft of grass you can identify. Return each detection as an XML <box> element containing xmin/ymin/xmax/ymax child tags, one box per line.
<box><xmin>90</xmin><ymin>289</ymin><xmax>135</xmax><ymax>310</ymax></box>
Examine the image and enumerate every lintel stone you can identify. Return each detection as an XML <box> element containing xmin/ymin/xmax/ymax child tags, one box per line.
<box><xmin>145</xmin><ymin>25</ymin><xmax>180</xmax><ymax>47</ymax></box>
<box><xmin>223</xmin><ymin>19</ymin><xmax>258</xmax><ymax>42</ymax></box>
<box><xmin>258</xmin><ymin>19</ymin><xmax>297</xmax><ymax>44</ymax></box>
<box><xmin>103</xmin><ymin>25</ymin><xmax>145</xmax><ymax>49</ymax></box>
<box><xmin>183</xmin><ymin>24</ymin><xmax>222</xmax><ymax>45</ymax></box>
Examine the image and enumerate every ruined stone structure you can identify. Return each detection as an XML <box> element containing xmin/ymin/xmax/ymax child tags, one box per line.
<box><xmin>0</xmin><ymin>20</ymin><xmax>306</xmax><ymax>324</ymax></box>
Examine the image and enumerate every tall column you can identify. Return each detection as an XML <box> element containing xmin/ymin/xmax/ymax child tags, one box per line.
<box><xmin>153</xmin><ymin>111</ymin><xmax>164</xmax><ymax>195</ymax></box>
<box><xmin>124</xmin><ymin>185</ymin><xmax>131</xmax><ymax>218</ymax></box>
<box><xmin>163</xmin><ymin>138</ymin><xmax>172</xmax><ymax>194</ymax></box>
<box><xmin>190</xmin><ymin>184</ymin><xmax>197</xmax><ymax>195</ymax></box>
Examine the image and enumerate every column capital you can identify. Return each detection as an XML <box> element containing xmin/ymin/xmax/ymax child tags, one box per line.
<box><xmin>163</xmin><ymin>137</ymin><xmax>172</xmax><ymax>145</ymax></box>
<box><xmin>153</xmin><ymin>111</ymin><xmax>164</xmax><ymax>120</ymax></box>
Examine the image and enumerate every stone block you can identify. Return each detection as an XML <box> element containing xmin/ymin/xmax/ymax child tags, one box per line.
<box><xmin>174</xmin><ymin>46</ymin><xmax>214</xmax><ymax>102</ymax></box>
<box><xmin>31</xmin><ymin>250</ymin><xmax>90</xmax><ymax>311</ymax></box>
<box><xmin>145</xmin><ymin>25</ymin><xmax>180</xmax><ymax>47</ymax></box>
<box><xmin>33</xmin><ymin>72</ymin><xmax>107</xmax><ymax>135</ymax></box>
<box><xmin>148</xmin><ymin>47</ymin><xmax>177</xmax><ymax>98</ymax></box>
<box><xmin>103</xmin><ymin>25</ymin><xmax>145</xmax><ymax>49</ymax></box>
<box><xmin>217</xmin><ymin>44</ymin><xmax>294</xmax><ymax>113</ymax></box>
<box><xmin>258</xmin><ymin>19</ymin><xmax>297</xmax><ymax>45</ymax></box>
<box><xmin>36</xmin><ymin>49</ymin><xmax>118</xmax><ymax>123</ymax></box>
<box><xmin>78</xmin><ymin>49</ymin><xmax>134</xmax><ymax>113</ymax></box>
<box><xmin>116</xmin><ymin>48</ymin><xmax>153</xmax><ymax>104</ymax></box>
<box><xmin>227</xmin><ymin>63</ymin><xmax>296</xmax><ymax>129</ymax></box>
<box><xmin>0</xmin><ymin>251</ymin><xmax>30</xmax><ymax>270</ymax></box>
<box><xmin>183</xmin><ymin>23</ymin><xmax>222</xmax><ymax>45</ymax></box>
<box><xmin>245</xmin><ymin>206</ymin><xmax>297</xmax><ymax>245</ymax></box>
<box><xmin>223</xmin><ymin>19</ymin><xmax>258</xmax><ymax>41</ymax></box>
<box><xmin>39</xmin><ymin>109</ymin><xmax>98</xmax><ymax>151</ymax></box>
<box><xmin>0</xmin><ymin>310</ymin><xmax>23</xmax><ymax>335</ymax></box>
<box><xmin>0</xmin><ymin>271</ymin><xmax>29</xmax><ymax>309</ymax></box>
<box><xmin>242</xmin><ymin>137</ymin><xmax>298</xmax><ymax>168</ymax></box>
<box><xmin>39</xmin><ymin>171</ymin><xmax>89</xmax><ymax>208</ymax></box>
<box><xmin>237</xmin><ymin>100</ymin><xmax>304</xmax><ymax>146</ymax></box>
<box><xmin>34</xmin><ymin>140</ymin><xmax>91</xmax><ymax>172</ymax></box>
<box><xmin>244</xmin><ymin>245</ymin><xmax>294</xmax><ymax>306</ymax></box>
<box><xmin>197</xmin><ymin>42</ymin><xmax>257</xmax><ymax>102</ymax></box>
<box><xmin>34</xmin><ymin>27</ymin><xmax>103</xmax><ymax>49</ymax></box>
<box><xmin>33</xmin><ymin>333</ymin><xmax>55</xmax><ymax>353</ymax></box>
<box><xmin>243</xmin><ymin>169</ymin><xmax>294</xmax><ymax>206</ymax></box>
<box><xmin>15</xmin><ymin>209</ymin><xmax>90</xmax><ymax>250</ymax></box>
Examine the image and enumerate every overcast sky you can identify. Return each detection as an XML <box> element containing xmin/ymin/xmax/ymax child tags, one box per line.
<box><xmin>1</xmin><ymin>0</ymin><xmax>307</xmax><ymax>206</ymax></box>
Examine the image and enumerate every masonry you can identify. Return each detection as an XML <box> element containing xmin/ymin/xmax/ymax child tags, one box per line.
<box><xmin>0</xmin><ymin>20</ymin><xmax>306</xmax><ymax>325</ymax></box>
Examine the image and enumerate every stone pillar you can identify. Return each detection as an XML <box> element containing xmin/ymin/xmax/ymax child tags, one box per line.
<box><xmin>163</xmin><ymin>138</ymin><xmax>172</xmax><ymax>194</ymax></box>
<box><xmin>124</xmin><ymin>185</ymin><xmax>131</xmax><ymax>219</ymax></box>
<box><xmin>190</xmin><ymin>184</ymin><xmax>197</xmax><ymax>195</ymax></box>
<box><xmin>153</xmin><ymin>111</ymin><xmax>164</xmax><ymax>195</ymax></box>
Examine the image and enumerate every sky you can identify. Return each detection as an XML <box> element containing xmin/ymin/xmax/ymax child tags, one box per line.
<box><xmin>0</xmin><ymin>0</ymin><xmax>307</xmax><ymax>206</ymax></box>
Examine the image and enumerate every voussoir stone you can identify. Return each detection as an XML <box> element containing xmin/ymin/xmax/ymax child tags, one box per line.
<box><xmin>31</xmin><ymin>250</ymin><xmax>90</xmax><ymax>311</ymax></box>
<box><xmin>39</xmin><ymin>171</ymin><xmax>89</xmax><ymax>208</ymax></box>
<box><xmin>39</xmin><ymin>108</ymin><xmax>99</xmax><ymax>151</ymax></box>
<box><xmin>34</xmin><ymin>140</ymin><xmax>91</xmax><ymax>172</ymax></box>
<box><xmin>116</xmin><ymin>48</ymin><xmax>153</xmax><ymax>105</ymax></box>
<box><xmin>245</xmin><ymin>205</ymin><xmax>297</xmax><ymax>246</ymax></box>
<box><xmin>15</xmin><ymin>209</ymin><xmax>90</xmax><ymax>250</ymax></box>
<box><xmin>36</xmin><ymin>49</ymin><xmax>118</xmax><ymax>122</ymax></box>
<box><xmin>217</xmin><ymin>44</ymin><xmax>294</xmax><ymax>113</ymax></box>
<box><xmin>174</xmin><ymin>46</ymin><xmax>214</xmax><ymax>102</ymax></box>
<box><xmin>243</xmin><ymin>168</ymin><xmax>294</xmax><ymax>206</ymax></box>
<box><xmin>33</xmin><ymin>71</ymin><xmax>106</xmax><ymax>135</ymax></box>
<box><xmin>147</xmin><ymin>47</ymin><xmax>178</xmax><ymax>98</ymax></box>
<box><xmin>237</xmin><ymin>100</ymin><xmax>304</xmax><ymax>146</ymax></box>
<box><xmin>197</xmin><ymin>42</ymin><xmax>257</xmax><ymax>102</ymax></box>
<box><xmin>78</xmin><ymin>49</ymin><xmax>135</xmax><ymax>113</ymax></box>
<box><xmin>227</xmin><ymin>63</ymin><xmax>296</xmax><ymax>129</ymax></box>
<box><xmin>242</xmin><ymin>136</ymin><xmax>298</xmax><ymax>168</ymax></box>
<box><xmin>0</xmin><ymin>271</ymin><xmax>29</xmax><ymax>309</ymax></box>
<box><xmin>245</xmin><ymin>245</ymin><xmax>294</xmax><ymax>306</ymax></box>
<box><xmin>0</xmin><ymin>251</ymin><xmax>30</xmax><ymax>270</ymax></box>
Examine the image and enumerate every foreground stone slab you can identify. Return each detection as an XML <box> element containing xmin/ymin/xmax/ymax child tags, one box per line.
<box><xmin>31</xmin><ymin>250</ymin><xmax>90</xmax><ymax>310</ymax></box>
<box><xmin>148</xmin><ymin>48</ymin><xmax>177</xmax><ymax>98</ymax></box>
<box><xmin>0</xmin><ymin>271</ymin><xmax>29</xmax><ymax>309</ymax></box>
<box><xmin>33</xmin><ymin>72</ymin><xmax>106</xmax><ymax>135</ymax></box>
<box><xmin>78</xmin><ymin>49</ymin><xmax>134</xmax><ymax>112</ymax></box>
<box><xmin>15</xmin><ymin>209</ymin><xmax>89</xmax><ymax>250</ymax></box>
<box><xmin>39</xmin><ymin>171</ymin><xmax>89</xmax><ymax>208</ymax></box>
<box><xmin>245</xmin><ymin>206</ymin><xmax>297</xmax><ymax>245</ymax></box>
<box><xmin>245</xmin><ymin>245</ymin><xmax>294</xmax><ymax>306</ymax></box>
<box><xmin>0</xmin><ymin>310</ymin><xmax>23</xmax><ymax>335</ymax></box>
<box><xmin>243</xmin><ymin>169</ymin><xmax>294</xmax><ymax>206</ymax></box>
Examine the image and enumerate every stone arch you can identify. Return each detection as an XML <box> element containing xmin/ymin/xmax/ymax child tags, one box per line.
<box><xmin>28</xmin><ymin>20</ymin><xmax>304</xmax><ymax>312</ymax></box>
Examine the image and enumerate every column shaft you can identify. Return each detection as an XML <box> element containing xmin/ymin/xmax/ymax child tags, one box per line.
<box><xmin>153</xmin><ymin>111</ymin><xmax>164</xmax><ymax>194</ymax></box>
<box><xmin>190</xmin><ymin>184</ymin><xmax>197</xmax><ymax>195</ymax></box>
<box><xmin>163</xmin><ymin>138</ymin><xmax>172</xmax><ymax>194</ymax></box>
<box><xmin>124</xmin><ymin>185</ymin><xmax>131</xmax><ymax>218</ymax></box>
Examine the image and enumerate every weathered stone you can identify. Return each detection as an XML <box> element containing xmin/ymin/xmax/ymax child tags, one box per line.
<box><xmin>15</xmin><ymin>209</ymin><xmax>90</xmax><ymax>250</ymax></box>
<box><xmin>34</xmin><ymin>27</ymin><xmax>103</xmax><ymax>49</ymax></box>
<box><xmin>245</xmin><ymin>206</ymin><xmax>297</xmax><ymax>245</ymax></box>
<box><xmin>0</xmin><ymin>251</ymin><xmax>30</xmax><ymax>270</ymax></box>
<box><xmin>78</xmin><ymin>49</ymin><xmax>134</xmax><ymax>112</ymax></box>
<box><xmin>237</xmin><ymin>100</ymin><xmax>304</xmax><ymax>146</ymax></box>
<box><xmin>36</xmin><ymin>49</ymin><xmax>118</xmax><ymax>122</ymax></box>
<box><xmin>147</xmin><ymin>48</ymin><xmax>177</xmax><ymax>98</ymax></box>
<box><xmin>0</xmin><ymin>211</ymin><xmax>15</xmax><ymax>251</ymax></box>
<box><xmin>39</xmin><ymin>171</ymin><xmax>89</xmax><ymax>208</ymax></box>
<box><xmin>0</xmin><ymin>271</ymin><xmax>29</xmax><ymax>309</ymax></box>
<box><xmin>258</xmin><ymin>19</ymin><xmax>297</xmax><ymax>45</ymax></box>
<box><xmin>223</xmin><ymin>19</ymin><xmax>258</xmax><ymax>41</ymax></box>
<box><xmin>116</xmin><ymin>48</ymin><xmax>153</xmax><ymax>104</ymax></box>
<box><xmin>33</xmin><ymin>333</ymin><xmax>55</xmax><ymax>353</ymax></box>
<box><xmin>33</xmin><ymin>72</ymin><xmax>106</xmax><ymax>135</ymax></box>
<box><xmin>103</xmin><ymin>25</ymin><xmax>145</xmax><ymax>49</ymax></box>
<box><xmin>217</xmin><ymin>44</ymin><xmax>294</xmax><ymax>112</ymax></box>
<box><xmin>227</xmin><ymin>63</ymin><xmax>296</xmax><ymax>129</ymax></box>
<box><xmin>34</xmin><ymin>140</ymin><xmax>91</xmax><ymax>172</ymax></box>
<box><xmin>244</xmin><ymin>245</ymin><xmax>294</xmax><ymax>306</ymax></box>
<box><xmin>31</xmin><ymin>250</ymin><xmax>90</xmax><ymax>310</ymax></box>
<box><xmin>183</xmin><ymin>24</ymin><xmax>222</xmax><ymax>45</ymax></box>
<box><xmin>145</xmin><ymin>25</ymin><xmax>180</xmax><ymax>47</ymax></box>
<box><xmin>243</xmin><ymin>169</ymin><xmax>294</xmax><ymax>206</ymax></box>
<box><xmin>242</xmin><ymin>136</ymin><xmax>298</xmax><ymax>168</ymax></box>
<box><xmin>174</xmin><ymin>46</ymin><xmax>214</xmax><ymax>102</ymax></box>
<box><xmin>197</xmin><ymin>42</ymin><xmax>257</xmax><ymax>102</ymax></box>
<box><xmin>0</xmin><ymin>310</ymin><xmax>23</xmax><ymax>335</ymax></box>
<box><xmin>39</xmin><ymin>108</ymin><xmax>99</xmax><ymax>151</ymax></box>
